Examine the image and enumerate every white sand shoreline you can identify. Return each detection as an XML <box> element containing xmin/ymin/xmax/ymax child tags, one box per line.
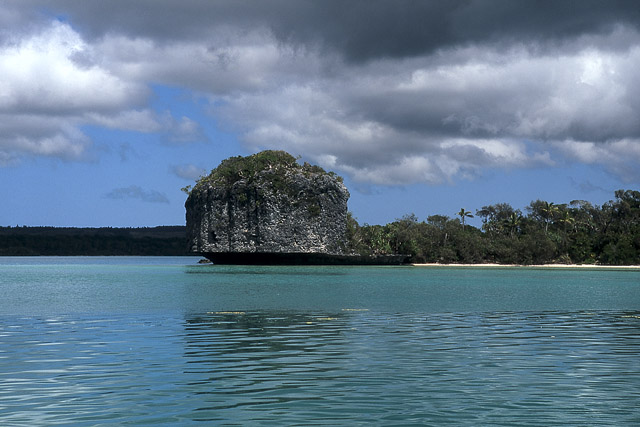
<box><xmin>412</xmin><ymin>263</ymin><xmax>640</xmax><ymax>269</ymax></box>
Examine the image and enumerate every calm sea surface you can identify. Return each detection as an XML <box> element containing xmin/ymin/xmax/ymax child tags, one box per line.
<box><xmin>1</xmin><ymin>257</ymin><xmax>639</xmax><ymax>426</ymax></box>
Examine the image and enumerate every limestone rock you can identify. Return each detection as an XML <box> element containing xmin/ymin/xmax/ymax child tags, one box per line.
<box><xmin>185</xmin><ymin>151</ymin><xmax>350</xmax><ymax>256</ymax></box>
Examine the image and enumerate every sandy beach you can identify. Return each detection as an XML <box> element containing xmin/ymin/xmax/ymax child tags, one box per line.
<box><xmin>412</xmin><ymin>263</ymin><xmax>640</xmax><ymax>269</ymax></box>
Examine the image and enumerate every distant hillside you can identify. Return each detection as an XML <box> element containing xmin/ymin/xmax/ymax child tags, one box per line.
<box><xmin>0</xmin><ymin>226</ymin><xmax>189</xmax><ymax>256</ymax></box>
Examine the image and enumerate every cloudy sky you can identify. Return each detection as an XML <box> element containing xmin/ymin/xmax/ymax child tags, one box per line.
<box><xmin>2</xmin><ymin>0</ymin><xmax>640</xmax><ymax>227</ymax></box>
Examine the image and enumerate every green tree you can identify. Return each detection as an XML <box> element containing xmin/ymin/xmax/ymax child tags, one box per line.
<box><xmin>457</xmin><ymin>208</ymin><xmax>474</xmax><ymax>230</ymax></box>
<box><xmin>326</xmin><ymin>188</ymin><xmax>639</xmax><ymax>265</ymax></box>
<box><xmin>389</xmin><ymin>214</ymin><xmax>421</xmax><ymax>258</ymax></box>
<box><xmin>477</xmin><ymin>203</ymin><xmax>516</xmax><ymax>235</ymax></box>
<box><xmin>502</xmin><ymin>212</ymin><xmax>522</xmax><ymax>238</ymax></box>
<box><xmin>527</xmin><ymin>200</ymin><xmax>559</xmax><ymax>233</ymax></box>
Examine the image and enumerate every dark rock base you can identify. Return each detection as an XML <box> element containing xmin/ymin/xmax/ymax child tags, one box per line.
<box><xmin>201</xmin><ymin>252</ymin><xmax>410</xmax><ymax>265</ymax></box>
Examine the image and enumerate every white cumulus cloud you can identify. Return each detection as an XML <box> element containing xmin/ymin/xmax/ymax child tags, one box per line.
<box><xmin>2</xmin><ymin>2</ymin><xmax>640</xmax><ymax>188</ymax></box>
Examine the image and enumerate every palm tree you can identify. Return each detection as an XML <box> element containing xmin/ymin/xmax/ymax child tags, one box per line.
<box><xmin>503</xmin><ymin>212</ymin><xmax>522</xmax><ymax>238</ymax></box>
<box><xmin>457</xmin><ymin>208</ymin><xmax>474</xmax><ymax>230</ymax></box>
<box><xmin>541</xmin><ymin>201</ymin><xmax>559</xmax><ymax>233</ymax></box>
<box><xmin>557</xmin><ymin>209</ymin><xmax>575</xmax><ymax>231</ymax></box>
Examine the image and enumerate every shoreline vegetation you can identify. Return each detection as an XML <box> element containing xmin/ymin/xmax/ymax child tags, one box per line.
<box><xmin>1</xmin><ymin>188</ymin><xmax>638</xmax><ymax>266</ymax></box>
<box><xmin>0</xmin><ymin>226</ymin><xmax>189</xmax><ymax>256</ymax></box>
<box><xmin>181</xmin><ymin>151</ymin><xmax>638</xmax><ymax>266</ymax></box>
<box><xmin>347</xmin><ymin>189</ymin><xmax>640</xmax><ymax>266</ymax></box>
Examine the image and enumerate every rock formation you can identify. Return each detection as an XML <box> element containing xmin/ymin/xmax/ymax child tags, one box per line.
<box><xmin>185</xmin><ymin>150</ymin><xmax>350</xmax><ymax>261</ymax></box>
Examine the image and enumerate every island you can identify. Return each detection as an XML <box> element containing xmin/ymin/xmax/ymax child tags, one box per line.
<box><xmin>184</xmin><ymin>150</ymin><xmax>408</xmax><ymax>265</ymax></box>
<box><xmin>1</xmin><ymin>154</ymin><xmax>636</xmax><ymax>265</ymax></box>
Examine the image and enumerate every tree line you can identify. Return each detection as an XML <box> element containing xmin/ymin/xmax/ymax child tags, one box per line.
<box><xmin>0</xmin><ymin>226</ymin><xmax>190</xmax><ymax>256</ymax></box>
<box><xmin>3</xmin><ymin>190</ymin><xmax>639</xmax><ymax>264</ymax></box>
<box><xmin>347</xmin><ymin>189</ymin><xmax>640</xmax><ymax>265</ymax></box>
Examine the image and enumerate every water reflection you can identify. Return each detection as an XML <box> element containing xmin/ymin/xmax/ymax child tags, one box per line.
<box><xmin>182</xmin><ymin>311</ymin><xmax>352</xmax><ymax>421</ymax></box>
<box><xmin>180</xmin><ymin>264</ymin><xmax>640</xmax><ymax>314</ymax></box>
<box><xmin>2</xmin><ymin>311</ymin><xmax>640</xmax><ymax>425</ymax></box>
<box><xmin>184</xmin><ymin>264</ymin><xmax>356</xmax><ymax>276</ymax></box>
<box><xmin>179</xmin><ymin>310</ymin><xmax>640</xmax><ymax>425</ymax></box>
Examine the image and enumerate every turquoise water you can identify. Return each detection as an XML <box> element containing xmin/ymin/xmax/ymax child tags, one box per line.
<box><xmin>1</xmin><ymin>257</ymin><xmax>639</xmax><ymax>425</ymax></box>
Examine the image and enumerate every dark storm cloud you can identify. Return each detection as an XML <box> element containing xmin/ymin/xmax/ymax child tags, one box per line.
<box><xmin>9</xmin><ymin>0</ymin><xmax>640</xmax><ymax>61</ymax></box>
<box><xmin>269</xmin><ymin>0</ymin><xmax>640</xmax><ymax>61</ymax></box>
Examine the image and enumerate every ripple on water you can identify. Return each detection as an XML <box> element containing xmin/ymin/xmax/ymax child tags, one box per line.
<box><xmin>1</xmin><ymin>311</ymin><xmax>640</xmax><ymax>425</ymax></box>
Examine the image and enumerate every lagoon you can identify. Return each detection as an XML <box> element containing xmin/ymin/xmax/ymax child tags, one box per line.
<box><xmin>1</xmin><ymin>257</ymin><xmax>640</xmax><ymax>425</ymax></box>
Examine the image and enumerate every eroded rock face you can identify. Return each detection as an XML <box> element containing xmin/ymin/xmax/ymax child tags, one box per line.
<box><xmin>185</xmin><ymin>151</ymin><xmax>349</xmax><ymax>255</ymax></box>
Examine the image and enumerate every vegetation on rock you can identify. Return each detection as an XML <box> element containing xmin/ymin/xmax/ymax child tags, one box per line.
<box><xmin>185</xmin><ymin>150</ymin><xmax>349</xmax><ymax>255</ymax></box>
<box><xmin>188</xmin><ymin>150</ymin><xmax>342</xmax><ymax>195</ymax></box>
